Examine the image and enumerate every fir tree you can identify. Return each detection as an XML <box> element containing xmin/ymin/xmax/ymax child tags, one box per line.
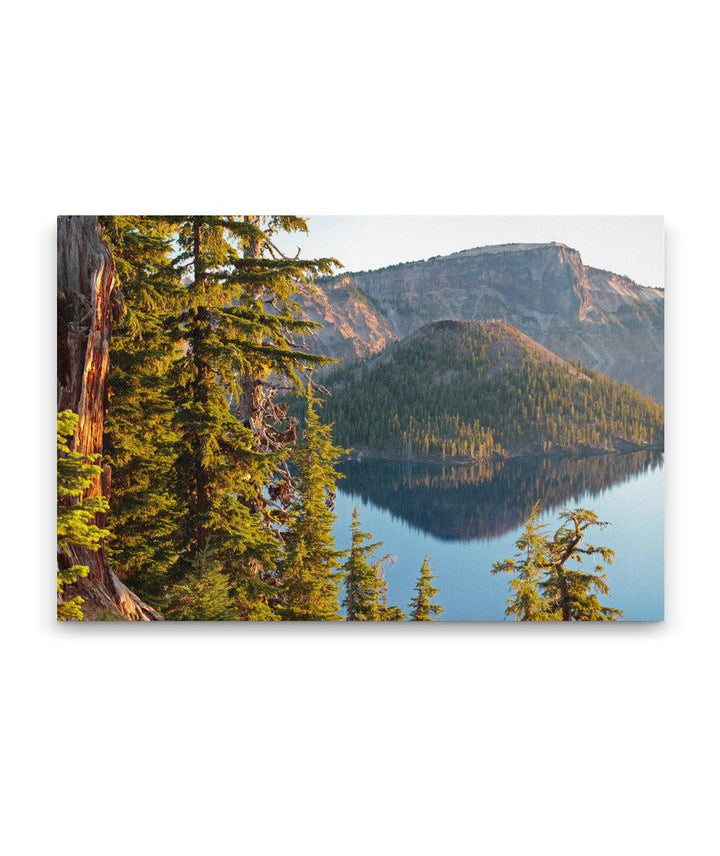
<box><xmin>343</xmin><ymin>507</ymin><xmax>405</xmax><ymax>620</ymax></box>
<box><xmin>279</xmin><ymin>384</ymin><xmax>346</xmax><ymax>620</ymax></box>
<box><xmin>164</xmin><ymin>216</ymin><xmax>337</xmax><ymax>618</ymax></box>
<box><xmin>492</xmin><ymin>502</ymin><xmax>554</xmax><ymax>620</ymax></box>
<box><xmin>57</xmin><ymin>411</ymin><xmax>110</xmax><ymax>620</ymax></box>
<box><xmin>101</xmin><ymin>216</ymin><xmax>182</xmax><ymax>609</ymax></box>
<box><xmin>409</xmin><ymin>556</ymin><xmax>444</xmax><ymax>621</ymax></box>
<box><xmin>165</xmin><ymin>549</ymin><xmax>236</xmax><ymax>621</ymax></box>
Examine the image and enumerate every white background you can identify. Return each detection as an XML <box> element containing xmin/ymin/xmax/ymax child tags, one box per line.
<box><xmin>2</xmin><ymin>1</ymin><xmax>717</xmax><ymax>854</ymax></box>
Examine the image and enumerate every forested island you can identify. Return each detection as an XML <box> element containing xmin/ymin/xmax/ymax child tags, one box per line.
<box><xmin>322</xmin><ymin>319</ymin><xmax>663</xmax><ymax>463</ymax></box>
<box><xmin>57</xmin><ymin>216</ymin><xmax>651</xmax><ymax>622</ymax></box>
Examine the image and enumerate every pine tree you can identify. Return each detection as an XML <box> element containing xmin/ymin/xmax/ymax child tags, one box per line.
<box><xmin>493</xmin><ymin>506</ymin><xmax>623</xmax><ymax>621</ymax></box>
<box><xmin>279</xmin><ymin>384</ymin><xmax>346</xmax><ymax>620</ymax></box>
<box><xmin>100</xmin><ymin>216</ymin><xmax>182</xmax><ymax>609</ymax></box>
<box><xmin>343</xmin><ymin>507</ymin><xmax>405</xmax><ymax>620</ymax></box>
<box><xmin>409</xmin><ymin>556</ymin><xmax>444</xmax><ymax>621</ymax></box>
<box><xmin>492</xmin><ymin>502</ymin><xmax>554</xmax><ymax>620</ymax></box>
<box><xmin>57</xmin><ymin>411</ymin><xmax>110</xmax><ymax>620</ymax></box>
<box><xmin>164</xmin><ymin>216</ymin><xmax>337</xmax><ymax>618</ymax></box>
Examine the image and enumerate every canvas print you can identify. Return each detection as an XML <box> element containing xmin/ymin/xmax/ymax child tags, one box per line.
<box><xmin>56</xmin><ymin>216</ymin><xmax>664</xmax><ymax>622</ymax></box>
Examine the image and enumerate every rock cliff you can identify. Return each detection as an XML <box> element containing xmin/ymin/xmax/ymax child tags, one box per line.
<box><xmin>299</xmin><ymin>242</ymin><xmax>664</xmax><ymax>401</ymax></box>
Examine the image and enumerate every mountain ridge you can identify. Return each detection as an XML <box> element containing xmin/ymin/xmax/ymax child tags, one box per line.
<box><xmin>299</xmin><ymin>241</ymin><xmax>664</xmax><ymax>401</ymax></box>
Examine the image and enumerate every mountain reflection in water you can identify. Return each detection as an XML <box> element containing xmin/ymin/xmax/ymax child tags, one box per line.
<box><xmin>338</xmin><ymin>451</ymin><xmax>663</xmax><ymax>541</ymax></box>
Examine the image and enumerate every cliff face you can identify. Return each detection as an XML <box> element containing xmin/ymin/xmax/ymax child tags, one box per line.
<box><xmin>300</xmin><ymin>274</ymin><xmax>397</xmax><ymax>361</ymax></box>
<box><xmin>300</xmin><ymin>242</ymin><xmax>664</xmax><ymax>401</ymax></box>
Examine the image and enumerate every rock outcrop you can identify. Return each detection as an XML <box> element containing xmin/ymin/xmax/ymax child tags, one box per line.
<box><xmin>300</xmin><ymin>242</ymin><xmax>664</xmax><ymax>401</ymax></box>
<box><xmin>299</xmin><ymin>274</ymin><xmax>397</xmax><ymax>362</ymax></box>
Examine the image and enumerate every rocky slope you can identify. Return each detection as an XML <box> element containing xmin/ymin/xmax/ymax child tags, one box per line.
<box><xmin>299</xmin><ymin>242</ymin><xmax>664</xmax><ymax>401</ymax></box>
<box><xmin>299</xmin><ymin>275</ymin><xmax>397</xmax><ymax>361</ymax></box>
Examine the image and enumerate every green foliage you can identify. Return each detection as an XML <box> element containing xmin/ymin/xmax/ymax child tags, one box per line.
<box><xmin>493</xmin><ymin>506</ymin><xmax>623</xmax><ymax>621</ymax></box>
<box><xmin>56</xmin><ymin>564</ymin><xmax>89</xmax><ymax>621</ymax></box>
<box><xmin>342</xmin><ymin>506</ymin><xmax>405</xmax><ymax>621</ymax></box>
<box><xmin>57</xmin><ymin>411</ymin><xmax>109</xmax><ymax>621</ymax></box>
<box><xmin>541</xmin><ymin>509</ymin><xmax>623</xmax><ymax>621</ymax></box>
<box><xmin>165</xmin><ymin>549</ymin><xmax>237</xmax><ymax>621</ymax></box>
<box><xmin>279</xmin><ymin>386</ymin><xmax>346</xmax><ymax>620</ymax></box>
<box><xmin>101</xmin><ymin>216</ymin><xmax>182</xmax><ymax>608</ymax></box>
<box><xmin>408</xmin><ymin>557</ymin><xmax>443</xmax><ymax>621</ymax></box>
<box><xmin>99</xmin><ymin>215</ymin><xmax>340</xmax><ymax>619</ymax></box>
<box><xmin>165</xmin><ymin>216</ymin><xmax>338</xmax><ymax>618</ymax></box>
<box><xmin>491</xmin><ymin>503</ymin><xmax>554</xmax><ymax>620</ymax></box>
<box><xmin>323</xmin><ymin>321</ymin><xmax>664</xmax><ymax>460</ymax></box>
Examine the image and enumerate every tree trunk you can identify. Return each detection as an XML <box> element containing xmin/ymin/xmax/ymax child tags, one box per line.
<box><xmin>237</xmin><ymin>215</ymin><xmax>268</xmax><ymax>438</ymax></box>
<box><xmin>57</xmin><ymin>215</ymin><xmax>162</xmax><ymax>620</ymax></box>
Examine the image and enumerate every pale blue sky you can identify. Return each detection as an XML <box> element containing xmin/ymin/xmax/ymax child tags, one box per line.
<box><xmin>274</xmin><ymin>216</ymin><xmax>664</xmax><ymax>289</ymax></box>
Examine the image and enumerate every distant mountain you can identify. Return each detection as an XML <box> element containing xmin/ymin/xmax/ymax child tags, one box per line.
<box><xmin>321</xmin><ymin>320</ymin><xmax>664</xmax><ymax>463</ymax></box>
<box><xmin>300</xmin><ymin>242</ymin><xmax>664</xmax><ymax>401</ymax></box>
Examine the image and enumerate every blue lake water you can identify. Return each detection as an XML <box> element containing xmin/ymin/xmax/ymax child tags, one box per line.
<box><xmin>333</xmin><ymin>451</ymin><xmax>664</xmax><ymax>621</ymax></box>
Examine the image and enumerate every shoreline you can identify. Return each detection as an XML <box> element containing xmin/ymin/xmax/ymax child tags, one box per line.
<box><xmin>343</xmin><ymin>442</ymin><xmax>664</xmax><ymax>467</ymax></box>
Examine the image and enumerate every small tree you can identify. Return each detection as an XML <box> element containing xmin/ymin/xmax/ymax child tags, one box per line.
<box><xmin>493</xmin><ymin>506</ymin><xmax>623</xmax><ymax>621</ymax></box>
<box><xmin>57</xmin><ymin>411</ymin><xmax>110</xmax><ymax>620</ymax></box>
<box><xmin>166</xmin><ymin>549</ymin><xmax>236</xmax><ymax>621</ymax></box>
<box><xmin>343</xmin><ymin>507</ymin><xmax>404</xmax><ymax>621</ymax></box>
<box><xmin>409</xmin><ymin>557</ymin><xmax>444</xmax><ymax>621</ymax></box>
<box><xmin>279</xmin><ymin>385</ymin><xmax>345</xmax><ymax>620</ymax></box>
<box><xmin>492</xmin><ymin>503</ymin><xmax>553</xmax><ymax>621</ymax></box>
<box><xmin>373</xmin><ymin>558</ymin><xmax>406</xmax><ymax>622</ymax></box>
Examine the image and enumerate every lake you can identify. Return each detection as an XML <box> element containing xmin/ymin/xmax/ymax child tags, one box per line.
<box><xmin>333</xmin><ymin>451</ymin><xmax>664</xmax><ymax>621</ymax></box>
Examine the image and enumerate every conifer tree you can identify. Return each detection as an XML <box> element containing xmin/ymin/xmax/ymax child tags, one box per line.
<box><xmin>541</xmin><ymin>509</ymin><xmax>623</xmax><ymax>621</ymax></box>
<box><xmin>493</xmin><ymin>506</ymin><xmax>623</xmax><ymax>621</ymax></box>
<box><xmin>165</xmin><ymin>549</ymin><xmax>236</xmax><ymax>621</ymax></box>
<box><xmin>101</xmin><ymin>216</ymin><xmax>182</xmax><ymax>609</ymax></box>
<box><xmin>57</xmin><ymin>411</ymin><xmax>110</xmax><ymax>620</ymax></box>
<box><xmin>492</xmin><ymin>502</ymin><xmax>553</xmax><ymax>620</ymax></box>
<box><xmin>279</xmin><ymin>384</ymin><xmax>345</xmax><ymax>620</ymax></box>
<box><xmin>373</xmin><ymin>559</ymin><xmax>406</xmax><ymax>622</ymax></box>
<box><xmin>164</xmin><ymin>216</ymin><xmax>337</xmax><ymax>617</ymax></box>
<box><xmin>409</xmin><ymin>556</ymin><xmax>444</xmax><ymax>621</ymax></box>
<box><xmin>343</xmin><ymin>507</ymin><xmax>405</xmax><ymax>620</ymax></box>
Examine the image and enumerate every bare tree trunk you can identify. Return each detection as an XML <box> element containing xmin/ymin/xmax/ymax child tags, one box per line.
<box><xmin>57</xmin><ymin>215</ymin><xmax>162</xmax><ymax>620</ymax></box>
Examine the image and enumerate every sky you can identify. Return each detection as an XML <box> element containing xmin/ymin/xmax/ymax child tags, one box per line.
<box><xmin>273</xmin><ymin>216</ymin><xmax>664</xmax><ymax>289</ymax></box>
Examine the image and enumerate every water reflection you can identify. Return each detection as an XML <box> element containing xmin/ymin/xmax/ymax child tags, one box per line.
<box><xmin>338</xmin><ymin>451</ymin><xmax>663</xmax><ymax>541</ymax></box>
